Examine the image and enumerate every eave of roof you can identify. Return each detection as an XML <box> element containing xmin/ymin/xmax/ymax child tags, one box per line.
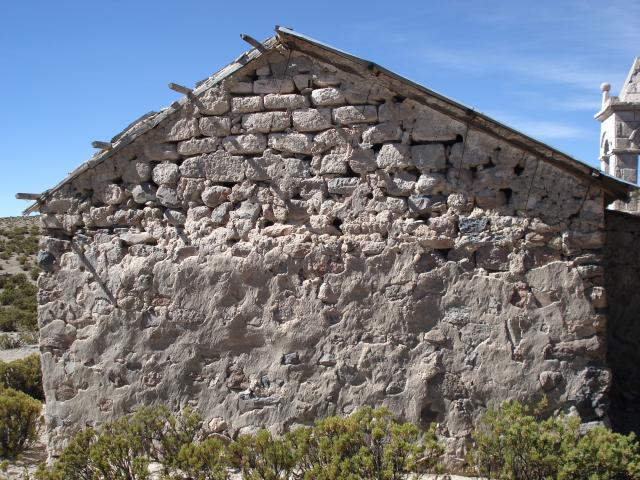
<box><xmin>23</xmin><ymin>26</ymin><xmax>635</xmax><ymax>214</ymax></box>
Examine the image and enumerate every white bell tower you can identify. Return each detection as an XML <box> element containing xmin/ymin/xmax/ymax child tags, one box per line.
<box><xmin>596</xmin><ymin>58</ymin><xmax>640</xmax><ymax>212</ymax></box>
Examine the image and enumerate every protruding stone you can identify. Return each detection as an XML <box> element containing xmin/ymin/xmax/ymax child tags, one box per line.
<box><xmin>177</xmin><ymin>137</ymin><xmax>219</xmax><ymax>156</ymax></box>
<box><xmin>282</xmin><ymin>352</ymin><xmax>300</xmax><ymax>365</ymax></box>
<box><xmin>268</xmin><ymin>133</ymin><xmax>314</xmax><ymax>155</ymax></box>
<box><xmin>362</xmin><ymin>123</ymin><xmax>402</xmax><ymax>144</ymax></box>
<box><xmin>120</xmin><ymin>232</ymin><xmax>156</xmax><ymax>245</ymax></box>
<box><xmin>311</xmin><ymin>88</ymin><xmax>345</xmax><ymax>106</ymax></box>
<box><xmin>144</xmin><ymin>143</ymin><xmax>180</xmax><ymax>161</ymax></box>
<box><xmin>152</xmin><ymin>162</ymin><xmax>180</xmax><ymax>186</ymax></box>
<box><xmin>199</xmin><ymin>116</ymin><xmax>231</xmax><ymax>137</ymax></box>
<box><xmin>131</xmin><ymin>183</ymin><xmax>157</xmax><ymax>204</ymax></box>
<box><xmin>36</xmin><ymin>250</ymin><xmax>56</xmax><ymax>272</ymax></box>
<box><xmin>201</xmin><ymin>186</ymin><xmax>231</xmax><ymax>208</ymax></box>
<box><xmin>164</xmin><ymin>116</ymin><xmax>199</xmax><ymax>141</ymax></box>
<box><xmin>412</xmin><ymin>144</ymin><xmax>446</xmax><ymax>171</ymax></box>
<box><xmin>222</xmin><ymin>134</ymin><xmax>267</xmax><ymax>155</ymax></box>
<box><xmin>242</xmin><ymin>112</ymin><xmax>290</xmax><ymax>133</ymax></box>
<box><xmin>348</xmin><ymin>148</ymin><xmax>377</xmax><ymax>173</ymax></box>
<box><xmin>376</xmin><ymin>144</ymin><xmax>410</xmax><ymax>169</ymax></box>
<box><xmin>263</xmin><ymin>93</ymin><xmax>308</xmax><ymax>110</ymax></box>
<box><xmin>318</xmin><ymin>352</ymin><xmax>336</xmax><ymax>366</ymax></box>
<box><xmin>327</xmin><ymin>178</ymin><xmax>359</xmax><ymax>195</ymax></box>
<box><xmin>333</xmin><ymin>105</ymin><xmax>378</xmax><ymax>124</ymax></box>
<box><xmin>459</xmin><ymin>217</ymin><xmax>489</xmax><ymax>234</ymax></box>
<box><xmin>292</xmin><ymin>108</ymin><xmax>333</xmax><ymax>132</ymax></box>
<box><xmin>203</xmin><ymin>151</ymin><xmax>246</xmax><ymax>182</ymax></box>
<box><xmin>156</xmin><ymin>185</ymin><xmax>180</xmax><ymax>208</ymax></box>
<box><xmin>254</xmin><ymin>78</ymin><xmax>295</xmax><ymax>94</ymax></box>
<box><xmin>231</xmin><ymin>96</ymin><xmax>263</xmax><ymax>113</ymax></box>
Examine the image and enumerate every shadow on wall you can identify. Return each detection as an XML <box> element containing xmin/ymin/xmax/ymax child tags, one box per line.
<box><xmin>604</xmin><ymin>210</ymin><xmax>640</xmax><ymax>435</ymax></box>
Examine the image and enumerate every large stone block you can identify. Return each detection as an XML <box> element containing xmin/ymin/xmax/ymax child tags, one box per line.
<box><xmin>263</xmin><ymin>93</ymin><xmax>308</xmax><ymax>110</ymax></box>
<box><xmin>199</xmin><ymin>117</ymin><xmax>232</xmax><ymax>137</ymax></box>
<box><xmin>222</xmin><ymin>134</ymin><xmax>267</xmax><ymax>155</ymax></box>
<box><xmin>311</xmin><ymin>88</ymin><xmax>345</xmax><ymax>106</ymax></box>
<box><xmin>144</xmin><ymin>143</ymin><xmax>180</xmax><ymax>161</ymax></box>
<box><xmin>253</xmin><ymin>78</ymin><xmax>295</xmax><ymax>94</ymax></box>
<box><xmin>411</xmin><ymin>144</ymin><xmax>446</xmax><ymax>171</ymax></box>
<box><xmin>292</xmin><ymin>108</ymin><xmax>333</xmax><ymax>132</ymax></box>
<box><xmin>177</xmin><ymin>137</ymin><xmax>219</xmax><ymax>156</ymax></box>
<box><xmin>202</xmin><ymin>151</ymin><xmax>246</xmax><ymax>182</ymax></box>
<box><xmin>333</xmin><ymin>105</ymin><xmax>378</xmax><ymax>124</ymax></box>
<box><xmin>268</xmin><ymin>133</ymin><xmax>314</xmax><ymax>155</ymax></box>
<box><xmin>242</xmin><ymin>112</ymin><xmax>291</xmax><ymax>133</ymax></box>
<box><xmin>231</xmin><ymin>96</ymin><xmax>264</xmax><ymax>113</ymax></box>
<box><xmin>152</xmin><ymin>162</ymin><xmax>180</xmax><ymax>186</ymax></box>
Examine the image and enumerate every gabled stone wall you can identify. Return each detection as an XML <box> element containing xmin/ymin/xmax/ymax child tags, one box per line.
<box><xmin>37</xmin><ymin>45</ymin><xmax>609</xmax><ymax>460</ymax></box>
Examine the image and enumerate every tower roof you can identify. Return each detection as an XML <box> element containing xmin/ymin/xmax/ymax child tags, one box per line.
<box><xmin>620</xmin><ymin>57</ymin><xmax>640</xmax><ymax>103</ymax></box>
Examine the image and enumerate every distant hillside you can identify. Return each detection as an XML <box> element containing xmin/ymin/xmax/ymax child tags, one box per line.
<box><xmin>0</xmin><ymin>216</ymin><xmax>40</xmax><ymax>280</ymax></box>
<box><xmin>0</xmin><ymin>216</ymin><xmax>40</xmax><ymax>343</ymax></box>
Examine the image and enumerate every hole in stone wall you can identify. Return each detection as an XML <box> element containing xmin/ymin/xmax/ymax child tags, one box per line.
<box><xmin>435</xmin><ymin>248</ymin><xmax>451</xmax><ymax>259</ymax></box>
<box><xmin>332</xmin><ymin>218</ymin><xmax>343</xmax><ymax>233</ymax></box>
<box><xmin>514</xmin><ymin>164</ymin><xmax>525</xmax><ymax>176</ymax></box>
<box><xmin>500</xmin><ymin>188</ymin><xmax>513</xmax><ymax>204</ymax></box>
<box><xmin>405</xmin><ymin>166</ymin><xmax>420</xmax><ymax>177</ymax></box>
<box><xmin>392</xmin><ymin>95</ymin><xmax>406</xmax><ymax>103</ymax></box>
<box><xmin>420</xmin><ymin>403</ymin><xmax>440</xmax><ymax>427</ymax></box>
<box><xmin>371</xmin><ymin>143</ymin><xmax>383</xmax><ymax>153</ymax></box>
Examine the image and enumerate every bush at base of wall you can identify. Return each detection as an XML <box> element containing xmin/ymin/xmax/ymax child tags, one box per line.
<box><xmin>0</xmin><ymin>354</ymin><xmax>43</xmax><ymax>401</ymax></box>
<box><xmin>469</xmin><ymin>399</ymin><xmax>640</xmax><ymax>479</ymax></box>
<box><xmin>33</xmin><ymin>402</ymin><xmax>640</xmax><ymax>479</ymax></box>
<box><xmin>0</xmin><ymin>386</ymin><xmax>41</xmax><ymax>459</ymax></box>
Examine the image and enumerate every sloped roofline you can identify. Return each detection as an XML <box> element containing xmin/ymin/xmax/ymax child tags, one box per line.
<box><xmin>23</xmin><ymin>26</ymin><xmax>634</xmax><ymax>214</ymax></box>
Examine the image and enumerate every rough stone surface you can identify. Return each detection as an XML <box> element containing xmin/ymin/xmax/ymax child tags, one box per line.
<box><xmin>292</xmin><ymin>108</ymin><xmax>333</xmax><ymax>132</ymax></box>
<box><xmin>36</xmin><ymin>47</ymin><xmax>615</xmax><ymax>462</ymax></box>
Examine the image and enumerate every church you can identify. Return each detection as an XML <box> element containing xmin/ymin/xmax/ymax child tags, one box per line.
<box><xmin>24</xmin><ymin>27</ymin><xmax>640</xmax><ymax>460</ymax></box>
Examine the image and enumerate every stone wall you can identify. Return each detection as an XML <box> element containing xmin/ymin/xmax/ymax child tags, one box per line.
<box><xmin>37</xmin><ymin>44</ymin><xmax>610</xmax><ymax>460</ymax></box>
<box><xmin>604</xmin><ymin>210</ymin><xmax>640</xmax><ymax>435</ymax></box>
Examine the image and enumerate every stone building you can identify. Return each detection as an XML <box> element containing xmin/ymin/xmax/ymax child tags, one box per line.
<box><xmin>25</xmin><ymin>28</ymin><xmax>640</xmax><ymax>459</ymax></box>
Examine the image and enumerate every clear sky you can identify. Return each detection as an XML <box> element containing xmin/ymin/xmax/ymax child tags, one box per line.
<box><xmin>1</xmin><ymin>0</ymin><xmax>638</xmax><ymax>217</ymax></box>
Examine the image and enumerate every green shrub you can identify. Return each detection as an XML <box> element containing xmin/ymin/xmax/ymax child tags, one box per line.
<box><xmin>37</xmin><ymin>406</ymin><xmax>439</xmax><ymax>480</ymax></box>
<box><xmin>0</xmin><ymin>386</ymin><xmax>41</xmax><ymax>459</ymax></box>
<box><xmin>469</xmin><ymin>399</ymin><xmax>640</xmax><ymax>480</ymax></box>
<box><xmin>558</xmin><ymin>426</ymin><xmax>640</xmax><ymax>480</ymax></box>
<box><xmin>0</xmin><ymin>274</ymin><xmax>37</xmax><ymax>332</ymax></box>
<box><xmin>36</xmin><ymin>405</ymin><xmax>203</xmax><ymax>480</ymax></box>
<box><xmin>0</xmin><ymin>354</ymin><xmax>43</xmax><ymax>401</ymax></box>
<box><xmin>284</xmin><ymin>406</ymin><xmax>438</xmax><ymax>480</ymax></box>
<box><xmin>174</xmin><ymin>437</ymin><xmax>231</xmax><ymax>480</ymax></box>
<box><xmin>0</xmin><ymin>334</ymin><xmax>21</xmax><ymax>350</ymax></box>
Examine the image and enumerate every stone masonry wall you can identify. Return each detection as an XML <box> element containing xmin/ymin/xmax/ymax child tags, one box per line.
<box><xmin>604</xmin><ymin>210</ymin><xmax>640</xmax><ymax>435</ymax></box>
<box><xmin>37</xmin><ymin>45</ymin><xmax>610</xmax><ymax>460</ymax></box>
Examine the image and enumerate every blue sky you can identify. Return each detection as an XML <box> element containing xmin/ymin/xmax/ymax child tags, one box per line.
<box><xmin>1</xmin><ymin>0</ymin><xmax>638</xmax><ymax>216</ymax></box>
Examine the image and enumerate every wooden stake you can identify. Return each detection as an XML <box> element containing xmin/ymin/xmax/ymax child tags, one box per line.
<box><xmin>15</xmin><ymin>193</ymin><xmax>42</xmax><ymax>200</ymax></box>
<box><xmin>168</xmin><ymin>82</ymin><xmax>194</xmax><ymax>96</ymax></box>
<box><xmin>91</xmin><ymin>141</ymin><xmax>113</xmax><ymax>150</ymax></box>
<box><xmin>240</xmin><ymin>34</ymin><xmax>267</xmax><ymax>53</ymax></box>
